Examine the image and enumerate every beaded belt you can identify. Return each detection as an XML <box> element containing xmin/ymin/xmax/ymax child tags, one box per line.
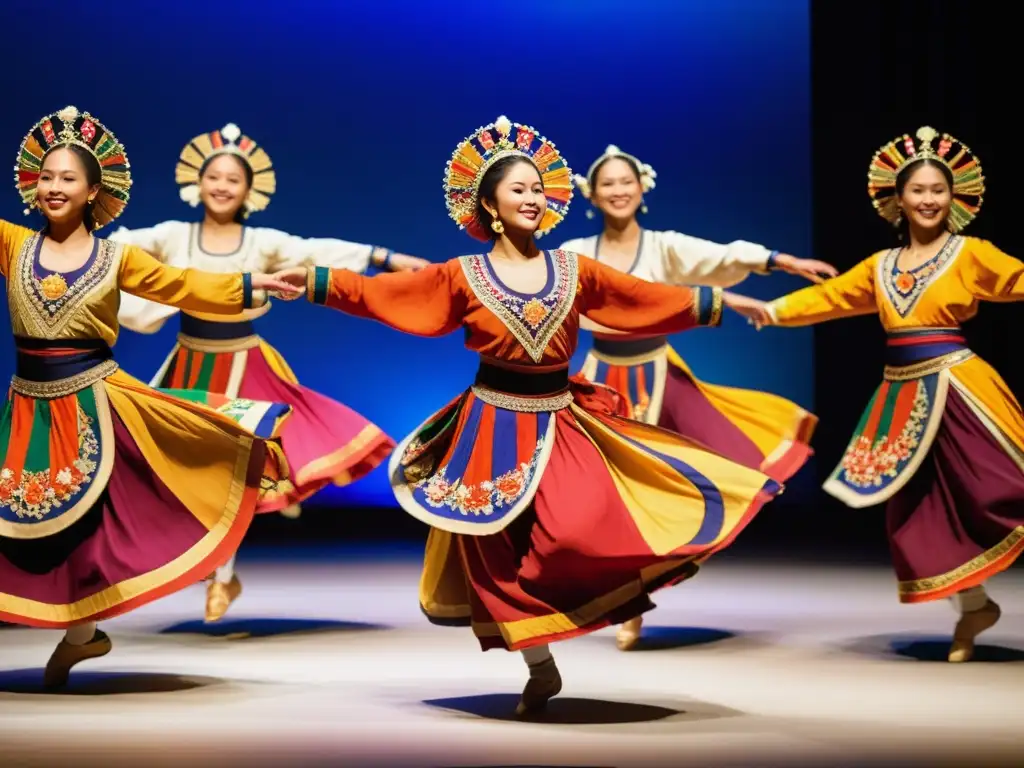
<box><xmin>470</xmin><ymin>361</ymin><xmax>572</xmax><ymax>412</ymax></box>
<box><xmin>883</xmin><ymin>328</ymin><xmax>973</xmax><ymax>381</ymax></box>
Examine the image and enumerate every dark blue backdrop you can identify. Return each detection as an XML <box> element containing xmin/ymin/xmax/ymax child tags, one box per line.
<box><xmin>0</xmin><ymin>0</ymin><xmax>812</xmax><ymax>506</ymax></box>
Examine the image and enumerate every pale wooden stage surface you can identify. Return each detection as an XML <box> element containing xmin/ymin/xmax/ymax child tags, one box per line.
<box><xmin>0</xmin><ymin>556</ymin><xmax>1021</xmax><ymax>767</ymax></box>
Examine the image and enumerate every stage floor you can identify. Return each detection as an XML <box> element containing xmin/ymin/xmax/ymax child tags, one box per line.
<box><xmin>1</xmin><ymin>550</ymin><xmax>1021</xmax><ymax>767</ymax></box>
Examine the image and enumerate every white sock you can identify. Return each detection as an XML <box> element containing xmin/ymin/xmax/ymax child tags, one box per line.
<box><xmin>215</xmin><ymin>555</ymin><xmax>236</xmax><ymax>584</ymax></box>
<box><xmin>521</xmin><ymin>644</ymin><xmax>553</xmax><ymax>668</ymax></box>
<box><xmin>64</xmin><ymin>622</ymin><xmax>97</xmax><ymax>646</ymax></box>
<box><xmin>952</xmin><ymin>585</ymin><xmax>989</xmax><ymax>614</ymax></box>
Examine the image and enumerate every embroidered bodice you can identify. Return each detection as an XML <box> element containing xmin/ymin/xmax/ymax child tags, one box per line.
<box><xmin>306</xmin><ymin>249</ymin><xmax>723</xmax><ymax>368</ymax></box>
<box><xmin>0</xmin><ymin>220</ymin><xmax>251</xmax><ymax>347</ymax></box>
<box><xmin>768</xmin><ymin>236</ymin><xmax>1024</xmax><ymax>330</ymax></box>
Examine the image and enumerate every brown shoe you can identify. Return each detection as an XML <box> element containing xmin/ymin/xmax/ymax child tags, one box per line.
<box><xmin>616</xmin><ymin>616</ymin><xmax>644</xmax><ymax>651</ymax></box>
<box><xmin>949</xmin><ymin>599</ymin><xmax>1001</xmax><ymax>663</ymax></box>
<box><xmin>43</xmin><ymin>629</ymin><xmax>112</xmax><ymax>689</ymax></box>
<box><xmin>205</xmin><ymin>575</ymin><xmax>242</xmax><ymax>623</ymax></box>
<box><xmin>515</xmin><ymin>658</ymin><xmax>562</xmax><ymax>717</ymax></box>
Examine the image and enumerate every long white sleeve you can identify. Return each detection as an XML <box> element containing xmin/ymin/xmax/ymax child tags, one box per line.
<box><xmin>110</xmin><ymin>221</ymin><xmax>191</xmax><ymax>334</ymax></box>
<box><xmin>558</xmin><ymin>236</ymin><xmax>597</xmax><ymax>258</ymax></box>
<box><xmin>653</xmin><ymin>230</ymin><xmax>771</xmax><ymax>288</ymax></box>
<box><xmin>254</xmin><ymin>227</ymin><xmax>377</xmax><ymax>273</ymax></box>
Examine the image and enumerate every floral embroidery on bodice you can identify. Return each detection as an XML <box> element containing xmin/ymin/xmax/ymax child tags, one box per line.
<box><xmin>459</xmin><ymin>249</ymin><xmax>578</xmax><ymax>362</ymax></box>
<box><xmin>879</xmin><ymin>234</ymin><xmax>963</xmax><ymax>318</ymax></box>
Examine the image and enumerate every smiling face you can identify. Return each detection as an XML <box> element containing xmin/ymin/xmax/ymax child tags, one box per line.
<box><xmin>36</xmin><ymin>146</ymin><xmax>101</xmax><ymax>228</ymax></box>
<box><xmin>198</xmin><ymin>153</ymin><xmax>252</xmax><ymax>220</ymax></box>
<box><xmin>590</xmin><ymin>156</ymin><xmax>643</xmax><ymax>223</ymax></box>
<box><xmin>897</xmin><ymin>160</ymin><xmax>953</xmax><ymax>234</ymax></box>
<box><xmin>481</xmin><ymin>158</ymin><xmax>547</xmax><ymax>238</ymax></box>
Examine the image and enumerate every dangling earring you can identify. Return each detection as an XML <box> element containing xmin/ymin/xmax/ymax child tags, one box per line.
<box><xmin>491</xmin><ymin>218</ymin><xmax>504</xmax><ymax>234</ymax></box>
<box><xmin>24</xmin><ymin>197</ymin><xmax>43</xmax><ymax>216</ymax></box>
<box><xmin>640</xmin><ymin>200</ymin><xmax>649</xmax><ymax>215</ymax></box>
<box><xmin>585</xmin><ymin>208</ymin><xmax>595</xmax><ymax>220</ymax></box>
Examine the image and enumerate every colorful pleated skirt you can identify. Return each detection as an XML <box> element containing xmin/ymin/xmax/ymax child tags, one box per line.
<box><xmin>823</xmin><ymin>328</ymin><xmax>1024</xmax><ymax>603</ymax></box>
<box><xmin>0</xmin><ymin>337</ymin><xmax>287</xmax><ymax>628</ymax></box>
<box><xmin>579</xmin><ymin>334</ymin><xmax>816</xmax><ymax>483</ymax></box>
<box><xmin>148</xmin><ymin>313</ymin><xmax>395</xmax><ymax>511</ymax></box>
<box><xmin>392</xmin><ymin>361</ymin><xmax>782</xmax><ymax>651</ymax></box>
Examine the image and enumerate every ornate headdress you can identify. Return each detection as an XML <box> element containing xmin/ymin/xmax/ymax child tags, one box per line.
<box><xmin>15</xmin><ymin>105</ymin><xmax>131</xmax><ymax>230</ymax></box>
<box><xmin>444</xmin><ymin>115</ymin><xmax>573</xmax><ymax>241</ymax></box>
<box><xmin>176</xmin><ymin>123</ymin><xmax>276</xmax><ymax>216</ymax></box>
<box><xmin>868</xmin><ymin>126</ymin><xmax>984</xmax><ymax>233</ymax></box>
<box><xmin>573</xmin><ymin>144</ymin><xmax>657</xmax><ymax>201</ymax></box>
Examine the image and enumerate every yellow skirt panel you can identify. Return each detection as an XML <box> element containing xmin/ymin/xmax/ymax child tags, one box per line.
<box><xmin>666</xmin><ymin>347</ymin><xmax>817</xmax><ymax>457</ymax></box>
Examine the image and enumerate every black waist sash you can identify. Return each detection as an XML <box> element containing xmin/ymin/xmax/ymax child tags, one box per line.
<box><xmin>474</xmin><ymin>361</ymin><xmax>569</xmax><ymax>396</ymax></box>
<box><xmin>15</xmin><ymin>337</ymin><xmax>114</xmax><ymax>382</ymax></box>
<box><xmin>180</xmin><ymin>314</ymin><xmax>257</xmax><ymax>340</ymax></box>
<box><xmin>591</xmin><ymin>335</ymin><xmax>668</xmax><ymax>357</ymax></box>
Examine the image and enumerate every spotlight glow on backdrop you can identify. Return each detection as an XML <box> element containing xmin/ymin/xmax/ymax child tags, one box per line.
<box><xmin>0</xmin><ymin>0</ymin><xmax>812</xmax><ymax>506</ymax></box>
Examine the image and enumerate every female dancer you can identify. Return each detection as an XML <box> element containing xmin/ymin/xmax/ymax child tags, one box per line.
<box><xmin>559</xmin><ymin>144</ymin><xmax>838</xmax><ymax>649</ymax></box>
<box><xmin>751</xmin><ymin>126</ymin><xmax>1018</xmax><ymax>662</ymax></box>
<box><xmin>110</xmin><ymin>123</ymin><xmax>427</xmax><ymax>621</ymax></box>
<box><xmin>0</xmin><ymin>105</ymin><xmax>299</xmax><ymax>686</ymax></box>
<box><xmin>272</xmin><ymin>115</ymin><xmax>784</xmax><ymax>715</ymax></box>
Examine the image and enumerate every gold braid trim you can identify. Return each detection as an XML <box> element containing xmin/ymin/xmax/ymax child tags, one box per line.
<box><xmin>898</xmin><ymin>526</ymin><xmax>1024</xmax><ymax>598</ymax></box>
<box><xmin>11</xmin><ymin>359</ymin><xmax>119</xmax><ymax>399</ymax></box>
<box><xmin>176</xmin><ymin>333</ymin><xmax>261</xmax><ymax>353</ymax></box>
<box><xmin>470</xmin><ymin>386</ymin><xmax>572</xmax><ymax>413</ymax></box>
<box><xmin>709</xmin><ymin>286</ymin><xmax>724</xmax><ymax>327</ymax></box>
<box><xmin>883</xmin><ymin>349</ymin><xmax>974</xmax><ymax>381</ymax></box>
<box><xmin>688</xmin><ymin>286</ymin><xmax>723</xmax><ymax>327</ymax></box>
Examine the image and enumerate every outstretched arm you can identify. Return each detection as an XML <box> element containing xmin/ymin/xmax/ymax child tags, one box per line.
<box><xmin>579</xmin><ymin>256</ymin><xmax>723</xmax><ymax>334</ymax></box>
<box><xmin>279</xmin><ymin>263</ymin><xmax>464</xmax><ymax>337</ymax></box>
<box><xmin>0</xmin><ymin>219</ymin><xmax>35</xmax><ymax>279</ymax></box>
<box><xmin>258</xmin><ymin>228</ymin><xmax>430</xmax><ymax>274</ymax></box>
<box><xmin>109</xmin><ymin>221</ymin><xmax>190</xmax><ymax>333</ymax></box>
<box><xmin>763</xmin><ymin>254</ymin><xmax>880</xmax><ymax>327</ymax></box>
<box><xmin>658</xmin><ymin>231</ymin><xmax>837</xmax><ymax>287</ymax></box>
<box><xmin>659</xmin><ymin>231</ymin><xmax>773</xmax><ymax>287</ymax></box>
<box><xmin>966</xmin><ymin>239</ymin><xmax>1024</xmax><ymax>302</ymax></box>
<box><xmin>117</xmin><ymin>245</ymin><xmax>298</xmax><ymax>315</ymax></box>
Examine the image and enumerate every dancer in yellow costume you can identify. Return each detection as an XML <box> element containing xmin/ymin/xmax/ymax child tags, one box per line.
<box><xmin>750</xmin><ymin>127</ymin><xmax>1020</xmax><ymax>662</ymax></box>
<box><xmin>560</xmin><ymin>144</ymin><xmax>836</xmax><ymax>649</ymax></box>
<box><xmin>0</xmin><ymin>105</ymin><xmax>299</xmax><ymax>686</ymax></box>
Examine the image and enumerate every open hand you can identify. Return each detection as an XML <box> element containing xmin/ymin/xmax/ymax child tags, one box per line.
<box><xmin>773</xmin><ymin>253</ymin><xmax>838</xmax><ymax>284</ymax></box>
<box><xmin>723</xmin><ymin>291</ymin><xmax>772</xmax><ymax>329</ymax></box>
<box><xmin>252</xmin><ymin>272</ymin><xmax>304</xmax><ymax>297</ymax></box>
<box><xmin>387</xmin><ymin>253</ymin><xmax>430</xmax><ymax>272</ymax></box>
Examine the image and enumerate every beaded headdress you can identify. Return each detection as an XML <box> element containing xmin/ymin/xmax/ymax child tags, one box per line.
<box><xmin>868</xmin><ymin>126</ymin><xmax>984</xmax><ymax>233</ymax></box>
<box><xmin>444</xmin><ymin>115</ymin><xmax>573</xmax><ymax>241</ymax></box>
<box><xmin>15</xmin><ymin>105</ymin><xmax>131</xmax><ymax>230</ymax></box>
<box><xmin>176</xmin><ymin>123</ymin><xmax>276</xmax><ymax>216</ymax></box>
<box><xmin>573</xmin><ymin>144</ymin><xmax>657</xmax><ymax>200</ymax></box>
